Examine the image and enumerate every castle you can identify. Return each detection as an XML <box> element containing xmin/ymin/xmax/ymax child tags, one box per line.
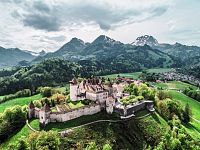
<box><xmin>28</xmin><ymin>77</ymin><xmax>155</xmax><ymax>127</ymax></box>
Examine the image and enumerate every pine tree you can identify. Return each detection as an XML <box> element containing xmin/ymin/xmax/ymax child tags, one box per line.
<box><xmin>183</xmin><ymin>103</ymin><xmax>191</xmax><ymax>123</ymax></box>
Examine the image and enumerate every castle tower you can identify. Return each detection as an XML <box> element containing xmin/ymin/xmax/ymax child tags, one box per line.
<box><xmin>106</xmin><ymin>97</ymin><xmax>115</xmax><ymax>114</ymax></box>
<box><xmin>69</xmin><ymin>78</ymin><xmax>79</xmax><ymax>101</ymax></box>
<box><xmin>39</xmin><ymin>104</ymin><xmax>51</xmax><ymax>127</ymax></box>
<box><xmin>28</xmin><ymin>101</ymin><xmax>35</xmax><ymax>119</ymax></box>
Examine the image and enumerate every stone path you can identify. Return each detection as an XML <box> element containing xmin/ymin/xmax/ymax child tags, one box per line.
<box><xmin>26</xmin><ymin>120</ymin><xmax>39</xmax><ymax>132</ymax></box>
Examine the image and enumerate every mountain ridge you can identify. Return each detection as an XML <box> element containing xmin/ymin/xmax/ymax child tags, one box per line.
<box><xmin>2</xmin><ymin>34</ymin><xmax>200</xmax><ymax>69</ymax></box>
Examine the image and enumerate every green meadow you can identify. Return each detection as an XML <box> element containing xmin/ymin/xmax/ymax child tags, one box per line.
<box><xmin>0</xmin><ymin>94</ymin><xmax>42</xmax><ymax>113</ymax></box>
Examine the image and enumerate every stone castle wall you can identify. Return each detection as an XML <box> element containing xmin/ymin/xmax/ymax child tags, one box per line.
<box><xmin>49</xmin><ymin>103</ymin><xmax>101</xmax><ymax>123</ymax></box>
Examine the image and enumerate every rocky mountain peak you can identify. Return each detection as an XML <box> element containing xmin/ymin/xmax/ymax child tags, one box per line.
<box><xmin>69</xmin><ymin>37</ymin><xmax>85</xmax><ymax>45</ymax></box>
<box><xmin>132</xmin><ymin>35</ymin><xmax>159</xmax><ymax>47</ymax></box>
<box><xmin>39</xmin><ymin>50</ymin><xmax>46</xmax><ymax>56</ymax></box>
<box><xmin>92</xmin><ymin>35</ymin><xmax>120</xmax><ymax>45</ymax></box>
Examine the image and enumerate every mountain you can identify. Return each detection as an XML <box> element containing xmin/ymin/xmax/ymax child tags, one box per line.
<box><xmin>155</xmin><ymin>43</ymin><xmax>200</xmax><ymax>62</ymax></box>
<box><xmin>32</xmin><ymin>38</ymin><xmax>88</xmax><ymax>63</ymax></box>
<box><xmin>132</xmin><ymin>35</ymin><xmax>200</xmax><ymax>63</ymax></box>
<box><xmin>31</xmin><ymin>35</ymin><xmax>176</xmax><ymax>69</ymax></box>
<box><xmin>39</xmin><ymin>50</ymin><xmax>46</xmax><ymax>56</ymax></box>
<box><xmin>0</xmin><ymin>47</ymin><xmax>36</xmax><ymax>68</ymax></box>
<box><xmin>132</xmin><ymin>35</ymin><xmax>159</xmax><ymax>47</ymax></box>
<box><xmin>24</xmin><ymin>50</ymin><xmax>46</xmax><ymax>56</ymax></box>
<box><xmin>81</xmin><ymin>35</ymin><xmax>123</xmax><ymax>57</ymax></box>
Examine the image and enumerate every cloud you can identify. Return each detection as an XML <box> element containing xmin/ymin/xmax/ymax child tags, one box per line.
<box><xmin>7</xmin><ymin>0</ymin><xmax>171</xmax><ymax>31</ymax></box>
<box><xmin>44</xmin><ymin>35</ymin><xmax>66</xmax><ymax>42</ymax></box>
<box><xmin>22</xmin><ymin>13</ymin><xmax>61</xmax><ymax>31</ymax></box>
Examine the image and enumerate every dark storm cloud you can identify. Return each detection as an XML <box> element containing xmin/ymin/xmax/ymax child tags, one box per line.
<box><xmin>7</xmin><ymin>0</ymin><xmax>170</xmax><ymax>31</ymax></box>
<box><xmin>22</xmin><ymin>13</ymin><xmax>61</xmax><ymax>31</ymax></box>
<box><xmin>33</xmin><ymin>1</ymin><xmax>50</xmax><ymax>13</ymax></box>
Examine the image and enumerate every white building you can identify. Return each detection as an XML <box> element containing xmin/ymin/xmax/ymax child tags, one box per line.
<box><xmin>69</xmin><ymin>78</ymin><xmax>110</xmax><ymax>104</ymax></box>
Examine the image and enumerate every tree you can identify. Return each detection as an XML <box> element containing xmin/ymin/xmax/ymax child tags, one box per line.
<box><xmin>154</xmin><ymin>115</ymin><xmax>199</xmax><ymax>150</ymax></box>
<box><xmin>85</xmin><ymin>142</ymin><xmax>98</xmax><ymax>150</ymax></box>
<box><xmin>103</xmin><ymin>143</ymin><xmax>113</xmax><ymax>150</ymax></box>
<box><xmin>0</xmin><ymin>106</ymin><xmax>26</xmax><ymax>143</ymax></box>
<box><xmin>28</xmin><ymin>131</ymin><xmax>61</xmax><ymax>150</ymax></box>
<box><xmin>183</xmin><ymin>103</ymin><xmax>191</xmax><ymax>123</ymax></box>
<box><xmin>40</xmin><ymin>87</ymin><xmax>53</xmax><ymax>97</ymax></box>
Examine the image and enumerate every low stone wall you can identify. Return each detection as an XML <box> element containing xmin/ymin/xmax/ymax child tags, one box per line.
<box><xmin>115</xmin><ymin>100</ymin><xmax>154</xmax><ymax>117</ymax></box>
<box><xmin>49</xmin><ymin>104</ymin><xmax>101</xmax><ymax>123</ymax></box>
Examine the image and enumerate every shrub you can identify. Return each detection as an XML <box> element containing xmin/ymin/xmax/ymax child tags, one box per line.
<box><xmin>157</xmin><ymin>90</ymin><xmax>172</xmax><ymax>100</ymax></box>
<box><xmin>39</xmin><ymin>87</ymin><xmax>54</xmax><ymax>97</ymax></box>
<box><xmin>157</xmin><ymin>99</ymin><xmax>183</xmax><ymax>121</ymax></box>
<box><xmin>0</xmin><ymin>106</ymin><xmax>27</xmax><ymax>143</ymax></box>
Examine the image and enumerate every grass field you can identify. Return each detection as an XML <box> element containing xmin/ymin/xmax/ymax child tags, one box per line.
<box><xmin>168</xmin><ymin>91</ymin><xmax>200</xmax><ymax>120</ymax></box>
<box><xmin>103</xmin><ymin>68</ymin><xmax>174</xmax><ymax>79</ymax></box>
<box><xmin>0</xmin><ymin>95</ymin><xmax>6</xmax><ymax>99</ymax></box>
<box><xmin>152</xmin><ymin>81</ymin><xmax>198</xmax><ymax>90</ymax></box>
<box><xmin>0</xmin><ymin>119</ymin><xmax>39</xmax><ymax>149</ymax></box>
<box><xmin>152</xmin><ymin>81</ymin><xmax>200</xmax><ymax>139</ymax></box>
<box><xmin>0</xmin><ymin>94</ymin><xmax>42</xmax><ymax>113</ymax></box>
<box><xmin>151</xmin><ymin>112</ymin><xmax>168</xmax><ymax>128</ymax></box>
<box><xmin>168</xmin><ymin>90</ymin><xmax>200</xmax><ymax>139</ymax></box>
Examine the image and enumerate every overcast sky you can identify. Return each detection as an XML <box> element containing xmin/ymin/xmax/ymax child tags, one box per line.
<box><xmin>0</xmin><ymin>0</ymin><xmax>200</xmax><ymax>52</ymax></box>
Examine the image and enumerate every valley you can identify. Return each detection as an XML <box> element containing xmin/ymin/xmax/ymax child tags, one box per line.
<box><xmin>0</xmin><ymin>68</ymin><xmax>200</xmax><ymax>149</ymax></box>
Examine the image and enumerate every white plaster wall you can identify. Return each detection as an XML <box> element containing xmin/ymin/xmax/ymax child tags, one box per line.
<box><xmin>97</xmin><ymin>92</ymin><xmax>108</xmax><ymax>103</ymax></box>
<box><xmin>50</xmin><ymin>113</ymin><xmax>62</xmax><ymax>122</ymax></box>
<box><xmin>70</xmin><ymin>84</ymin><xmax>78</xmax><ymax>101</ymax></box>
<box><xmin>86</xmin><ymin>92</ymin><xmax>97</xmax><ymax>101</ymax></box>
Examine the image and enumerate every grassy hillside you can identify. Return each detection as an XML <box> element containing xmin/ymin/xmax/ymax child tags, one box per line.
<box><xmin>152</xmin><ymin>81</ymin><xmax>198</xmax><ymax>90</ymax></box>
<box><xmin>103</xmin><ymin>68</ymin><xmax>174</xmax><ymax>79</ymax></box>
<box><xmin>0</xmin><ymin>94</ymin><xmax>42</xmax><ymax>113</ymax></box>
<box><xmin>152</xmin><ymin>81</ymin><xmax>200</xmax><ymax>140</ymax></box>
<box><xmin>169</xmin><ymin>90</ymin><xmax>200</xmax><ymax>139</ymax></box>
<box><xmin>0</xmin><ymin>119</ymin><xmax>40</xmax><ymax>149</ymax></box>
<box><xmin>0</xmin><ymin>112</ymin><xmax>167</xmax><ymax>150</ymax></box>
